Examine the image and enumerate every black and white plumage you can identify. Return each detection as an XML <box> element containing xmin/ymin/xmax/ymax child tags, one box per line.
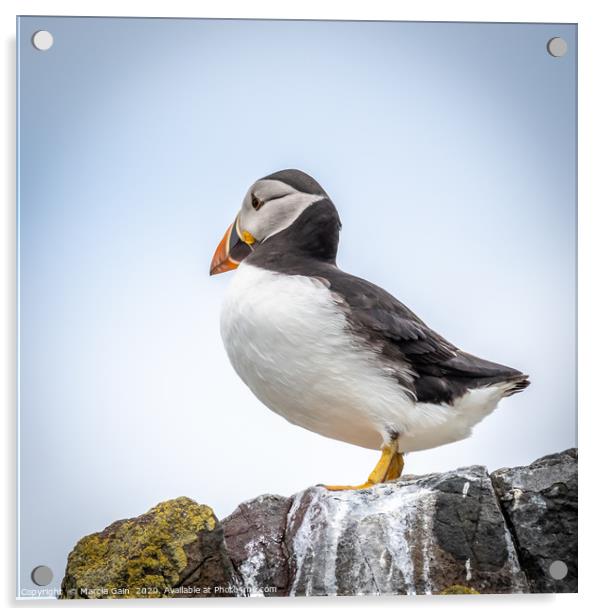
<box><xmin>210</xmin><ymin>169</ymin><xmax>529</xmax><ymax>455</ymax></box>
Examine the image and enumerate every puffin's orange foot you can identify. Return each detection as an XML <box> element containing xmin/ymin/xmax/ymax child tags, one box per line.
<box><xmin>319</xmin><ymin>444</ymin><xmax>405</xmax><ymax>491</ymax></box>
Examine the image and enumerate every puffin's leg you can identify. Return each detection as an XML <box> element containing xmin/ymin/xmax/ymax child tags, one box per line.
<box><xmin>384</xmin><ymin>451</ymin><xmax>404</xmax><ymax>481</ymax></box>
<box><xmin>321</xmin><ymin>440</ymin><xmax>403</xmax><ymax>491</ymax></box>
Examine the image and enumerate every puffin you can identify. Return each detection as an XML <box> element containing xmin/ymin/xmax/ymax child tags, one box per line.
<box><xmin>210</xmin><ymin>169</ymin><xmax>529</xmax><ymax>490</ymax></box>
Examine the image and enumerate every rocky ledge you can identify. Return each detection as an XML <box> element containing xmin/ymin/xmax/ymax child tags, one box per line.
<box><xmin>60</xmin><ymin>448</ymin><xmax>577</xmax><ymax>598</ymax></box>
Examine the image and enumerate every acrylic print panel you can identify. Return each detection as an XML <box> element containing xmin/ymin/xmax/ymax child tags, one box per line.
<box><xmin>17</xmin><ymin>17</ymin><xmax>577</xmax><ymax>599</ymax></box>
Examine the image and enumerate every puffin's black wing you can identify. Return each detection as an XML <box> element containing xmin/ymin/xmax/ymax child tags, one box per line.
<box><xmin>325</xmin><ymin>269</ymin><xmax>529</xmax><ymax>404</ymax></box>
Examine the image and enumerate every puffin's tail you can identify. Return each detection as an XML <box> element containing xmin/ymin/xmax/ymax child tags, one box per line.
<box><xmin>501</xmin><ymin>374</ymin><xmax>530</xmax><ymax>397</ymax></box>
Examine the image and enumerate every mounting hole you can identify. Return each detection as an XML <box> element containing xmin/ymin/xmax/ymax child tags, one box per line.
<box><xmin>548</xmin><ymin>560</ymin><xmax>568</xmax><ymax>580</ymax></box>
<box><xmin>32</xmin><ymin>30</ymin><xmax>54</xmax><ymax>51</ymax></box>
<box><xmin>547</xmin><ymin>37</ymin><xmax>567</xmax><ymax>58</ymax></box>
<box><xmin>31</xmin><ymin>565</ymin><xmax>53</xmax><ymax>586</ymax></box>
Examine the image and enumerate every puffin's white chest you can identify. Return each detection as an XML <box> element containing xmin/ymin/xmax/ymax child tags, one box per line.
<box><xmin>220</xmin><ymin>263</ymin><xmax>406</xmax><ymax>449</ymax></box>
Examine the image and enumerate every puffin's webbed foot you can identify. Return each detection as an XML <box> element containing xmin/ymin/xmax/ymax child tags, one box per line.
<box><xmin>320</xmin><ymin>443</ymin><xmax>405</xmax><ymax>491</ymax></box>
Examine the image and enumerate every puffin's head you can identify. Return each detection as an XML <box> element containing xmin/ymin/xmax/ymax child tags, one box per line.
<box><xmin>210</xmin><ymin>169</ymin><xmax>329</xmax><ymax>275</ymax></box>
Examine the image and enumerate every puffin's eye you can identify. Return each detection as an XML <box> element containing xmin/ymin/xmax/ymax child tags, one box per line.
<box><xmin>251</xmin><ymin>194</ymin><xmax>264</xmax><ymax>211</ymax></box>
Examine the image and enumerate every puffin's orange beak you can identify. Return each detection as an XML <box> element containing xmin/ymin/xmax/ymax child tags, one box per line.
<box><xmin>209</xmin><ymin>217</ymin><xmax>253</xmax><ymax>276</ymax></box>
<box><xmin>210</xmin><ymin>222</ymin><xmax>238</xmax><ymax>275</ymax></box>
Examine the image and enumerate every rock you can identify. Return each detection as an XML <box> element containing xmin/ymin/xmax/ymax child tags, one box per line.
<box><xmin>222</xmin><ymin>494</ymin><xmax>293</xmax><ymax>596</ymax></box>
<box><xmin>490</xmin><ymin>448</ymin><xmax>577</xmax><ymax>593</ymax></box>
<box><xmin>60</xmin><ymin>449</ymin><xmax>577</xmax><ymax>598</ymax></box>
<box><xmin>60</xmin><ymin>497</ymin><xmax>236</xmax><ymax>599</ymax></box>
<box><xmin>232</xmin><ymin>466</ymin><xmax>527</xmax><ymax>596</ymax></box>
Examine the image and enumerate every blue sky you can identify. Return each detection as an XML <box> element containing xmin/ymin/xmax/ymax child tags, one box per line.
<box><xmin>17</xmin><ymin>17</ymin><xmax>576</xmax><ymax>597</ymax></box>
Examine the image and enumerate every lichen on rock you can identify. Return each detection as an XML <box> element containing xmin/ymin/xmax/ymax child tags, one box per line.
<box><xmin>60</xmin><ymin>497</ymin><xmax>234</xmax><ymax>599</ymax></box>
<box><xmin>440</xmin><ymin>584</ymin><xmax>480</xmax><ymax>595</ymax></box>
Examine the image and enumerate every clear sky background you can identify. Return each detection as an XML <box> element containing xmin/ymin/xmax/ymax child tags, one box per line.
<box><xmin>17</xmin><ymin>17</ymin><xmax>576</xmax><ymax>597</ymax></box>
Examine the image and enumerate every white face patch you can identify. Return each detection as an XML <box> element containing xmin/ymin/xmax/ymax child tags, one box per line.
<box><xmin>237</xmin><ymin>179</ymin><xmax>324</xmax><ymax>243</ymax></box>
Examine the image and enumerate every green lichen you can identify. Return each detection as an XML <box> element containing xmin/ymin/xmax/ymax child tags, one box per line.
<box><xmin>440</xmin><ymin>584</ymin><xmax>480</xmax><ymax>595</ymax></box>
<box><xmin>61</xmin><ymin>497</ymin><xmax>216</xmax><ymax>599</ymax></box>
